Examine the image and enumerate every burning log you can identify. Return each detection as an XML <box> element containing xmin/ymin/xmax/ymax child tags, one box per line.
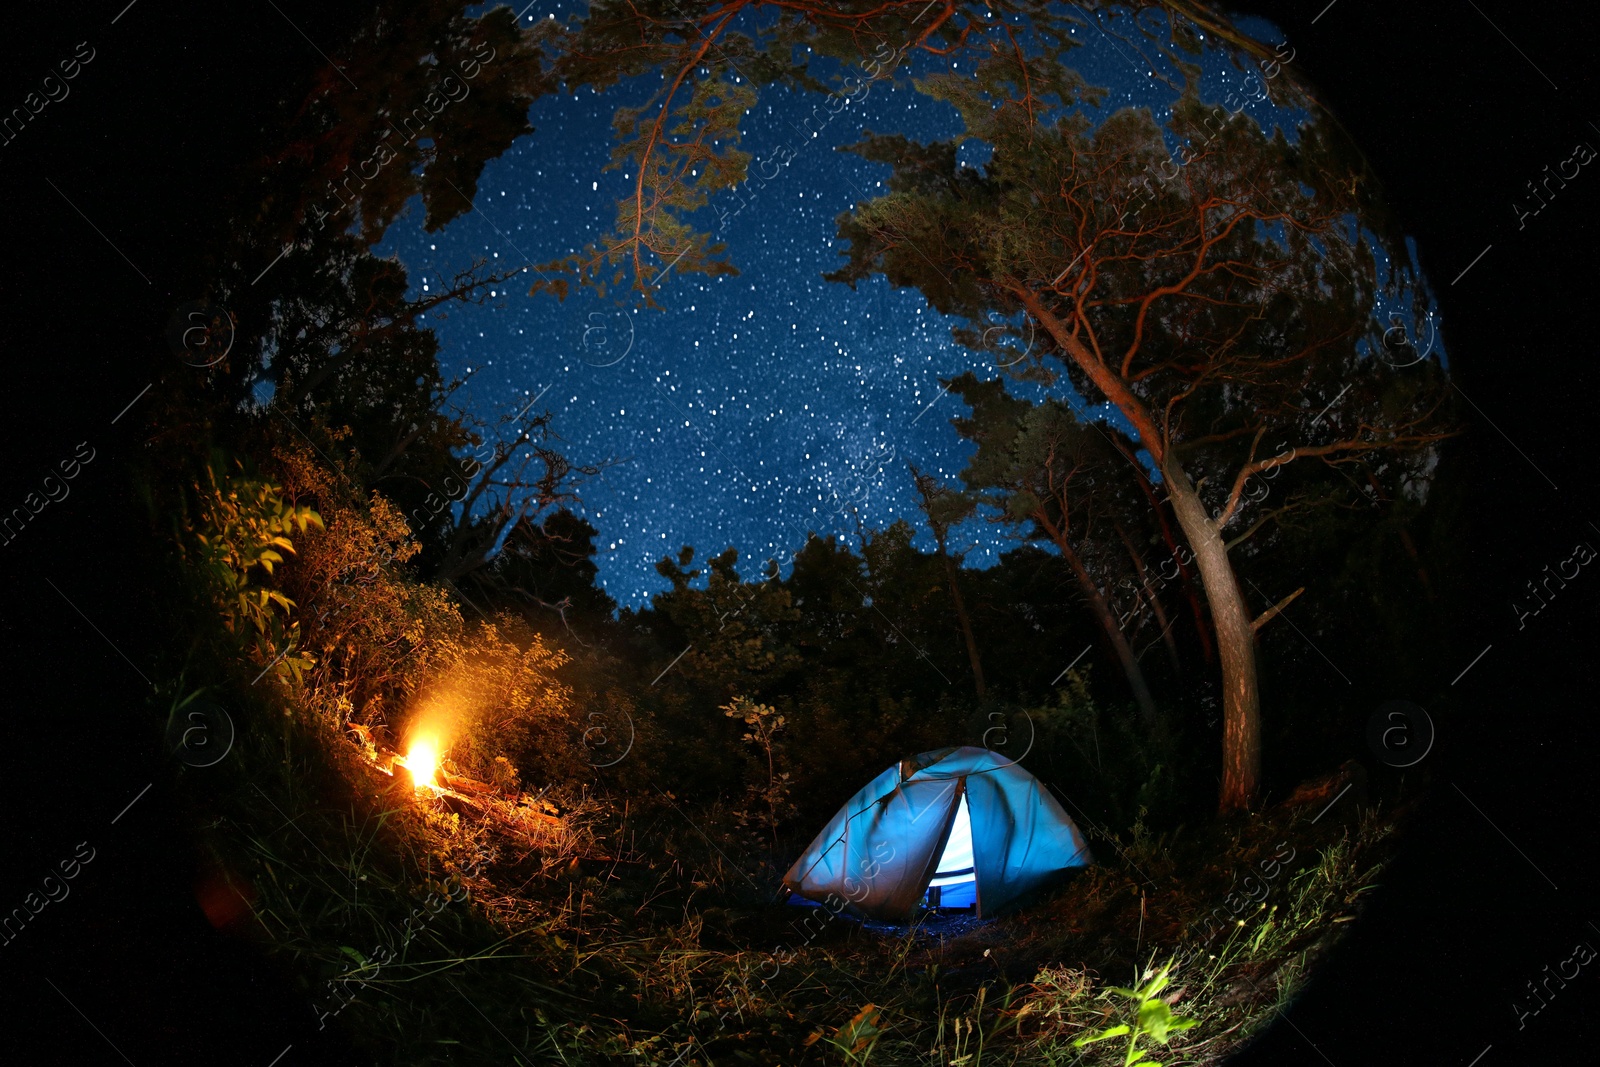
<box><xmin>437</xmin><ymin>791</ymin><xmax>483</xmax><ymax>818</ymax></box>
<box><xmin>356</xmin><ymin>732</ymin><xmax>580</xmax><ymax>856</ymax></box>
<box><xmin>443</xmin><ymin>773</ymin><xmax>495</xmax><ymax>796</ymax></box>
<box><xmin>379</xmin><ymin>761</ymin><xmax>416</xmax><ymax>803</ymax></box>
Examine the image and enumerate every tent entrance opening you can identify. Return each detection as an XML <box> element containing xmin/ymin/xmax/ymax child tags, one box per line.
<box><xmin>925</xmin><ymin>792</ymin><xmax>976</xmax><ymax>909</ymax></box>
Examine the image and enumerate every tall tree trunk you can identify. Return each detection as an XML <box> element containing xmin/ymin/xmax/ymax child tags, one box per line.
<box><xmin>1056</xmin><ymin>535</ymin><xmax>1159</xmax><ymax>727</ymax></box>
<box><xmin>1015</xmin><ymin>286</ymin><xmax>1262</xmax><ymax>812</ymax></box>
<box><xmin>1159</xmin><ymin>461</ymin><xmax>1260</xmax><ymax>812</ymax></box>
<box><xmin>940</xmin><ymin>553</ymin><xmax>986</xmax><ymax>699</ymax></box>
<box><xmin>1115</xmin><ymin>438</ymin><xmax>1215</xmax><ymax>664</ymax></box>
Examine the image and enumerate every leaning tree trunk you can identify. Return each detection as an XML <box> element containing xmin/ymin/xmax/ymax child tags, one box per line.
<box><xmin>1120</xmin><ymin>444</ymin><xmax>1215</xmax><ymax>664</ymax></box>
<box><xmin>1014</xmin><ymin>287</ymin><xmax>1262</xmax><ymax>814</ymax></box>
<box><xmin>1056</xmin><ymin>535</ymin><xmax>1159</xmax><ymax>728</ymax></box>
<box><xmin>1159</xmin><ymin>460</ymin><xmax>1261</xmax><ymax>813</ymax></box>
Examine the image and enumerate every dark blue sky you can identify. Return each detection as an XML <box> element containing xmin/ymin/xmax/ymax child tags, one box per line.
<box><xmin>379</xmin><ymin>5</ymin><xmax>1311</xmax><ymax>608</ymax></box>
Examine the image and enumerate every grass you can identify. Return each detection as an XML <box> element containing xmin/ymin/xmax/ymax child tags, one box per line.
<box><xmin>162</xmin><ymin>463</ymin><xmax>1404</xmax><ymax>1065</ymax></box>
<box><xmin>168</xmin><ymin>632</ymin><xmax>1403</xmax><ymax>1067</ymax></box>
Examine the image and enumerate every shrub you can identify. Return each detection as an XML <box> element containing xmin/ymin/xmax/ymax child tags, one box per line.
<box><xmin>182</xmin><ymin>450</ymin><xmax>323</xmax><ymax>685</ymax></box>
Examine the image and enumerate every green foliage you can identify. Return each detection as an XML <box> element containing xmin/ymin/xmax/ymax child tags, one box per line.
<box><xmin>1072</xmin><ymin>961</ymin><xmax>1198</xmax><ymax>1066</ymax></box>
<box><xmin>826</xmin><ymin>6</ymin><xmax>1458</xmax><ymax>815</ymax></box>
<box><xmin>419</xmin><ymin>615</ymin><xmax>581</xmax><ymax>783</ymax></box>
<box><xmin>186</xmin><ymin>452</ymin><xmax>324</xmax><ymax>684</ymax></box>
<box><xmin>527</xmin><ymin>0</ymin><xmax>1005</xmax><ymax>302</ymax></box>
<box><xmin>810</xmin><ymin>1003</ymin><xmax>886</xmax><ymax>1064</ymax></box>
<box><xmin>909</xmin><ymin>464</ymin><xmax>977</xmax><ymax>543</ymax></box>
<box><xmin>144</xmin><ymin>6</ymin><xmax>1454</xmax><ymax>1065</ymax></box>
<box><xmin>490</xmin><ymin>508</ymin><xmax>618</xmax><ymax>634</ymax></box>
<box><xmin>170</xmin><ymin>441</ymin><xmax>1404</xmax><ymax>1067</ymax></box>
<box><xmin>535</xmin><ymin>74</ymin><xmax>755</xmax><ymax>305</ymax></box>
<box><xmin>269</xmin><ymin>443</ymin><xmax>592</xmax><ymax>790</ymax></box>
<box><xmin>827</xmin><ymin>38</ymin><xmax>1458</xmax><ymax>485</ymax></box>
<box><xmin>271</xmin><ymin>442</ymin><xmax>462</xmax><ymax>722</ymax></box>
<box><xmin>652</xmin><ymin>545</ymin><xmax>804</xmax><ymax>692</ymax></box>
<box><xmin>1025</xmin><ymin>668</ymin><xmax>1184</xmax><ymax>833</ymax></box>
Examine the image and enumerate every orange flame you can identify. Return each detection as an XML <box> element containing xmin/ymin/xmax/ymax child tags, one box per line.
<box><xmin>401</xmin><ymin>736</ymin><xmax>440</xmax><ymax>789</ymax></box>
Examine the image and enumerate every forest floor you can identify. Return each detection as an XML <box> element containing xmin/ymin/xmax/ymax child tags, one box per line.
<box><xmin>187</xmin><ymin>701</ymin><xmax>1403</xmax><ymax>1067</ymax></box>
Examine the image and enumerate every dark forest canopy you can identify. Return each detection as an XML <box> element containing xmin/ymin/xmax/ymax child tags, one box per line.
<box><xmin>163</xmin><ymin>0</ymin><xmax>1461</xmax><ymax>824</ymax></box>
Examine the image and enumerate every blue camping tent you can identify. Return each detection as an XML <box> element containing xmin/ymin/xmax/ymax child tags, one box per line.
<box><xmin>781</xmin><ymin>746</ymin><xmax>1093</xmax><ymax>920</ymax></box>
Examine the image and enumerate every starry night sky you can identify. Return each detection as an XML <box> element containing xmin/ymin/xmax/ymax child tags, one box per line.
<box><xmin>379</xmin><ymin>5</ymin><xmax>1302</xmax><ymax>608</ymax></box>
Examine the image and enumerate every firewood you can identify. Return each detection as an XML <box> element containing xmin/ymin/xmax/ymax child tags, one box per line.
<box><xmin>443</xmin><ymin>774</ymin><xmax>495</xmax><ymax>795</ymax></box>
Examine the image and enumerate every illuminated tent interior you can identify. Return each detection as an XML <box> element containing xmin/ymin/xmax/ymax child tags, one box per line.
<box><xmin>781</xmin><ymin>747</ymin><xmax>1093</xmax><ymax>921</ymax></box>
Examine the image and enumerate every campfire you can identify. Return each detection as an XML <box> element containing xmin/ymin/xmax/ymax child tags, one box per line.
<box><xmin>394</xmin><ymin>735</ymin><xmax>442</xmax><ymax>790</ymax></box>
<box><xmin>346</xmin><ymin>722</ymin><xmax>567</xmax><ymax>848</ymax></box>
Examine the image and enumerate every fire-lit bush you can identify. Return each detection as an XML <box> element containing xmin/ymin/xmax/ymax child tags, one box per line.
<box><xmin>272</xmin><ymin>442</ymin><xmax>463</xmax><ymax>728</ymax></box>
<box><xmin>269</xmin><ymin>442</ymin><xmax>588</xmax><ymax>792</ymax></box>
<box><xmin>405</xmin><ymin>615</ymin><xmax>581</xmax><ymax>785</ymax></box>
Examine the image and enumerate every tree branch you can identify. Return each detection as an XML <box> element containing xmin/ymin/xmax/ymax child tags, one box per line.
<box><xmin>1251</xmin><ymin>586</ymin><xmax>1303</xmax><ymax>633</ymax></box>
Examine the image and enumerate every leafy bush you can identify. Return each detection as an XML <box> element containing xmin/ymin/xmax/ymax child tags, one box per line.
<box><xmin>273</xmin><ymin>443</ymin><xmax>463</xmax><ymax>727</ymax></box>
<box><xmin>411</xmin><ymin>615</ymin><xmax>580</xmax><ymax>784</ymax></box>
<box><xmin>271</xmin><ymin>443</ymin><xmax>587</xmax><ymax>792</ymax></box>
<box><xmin>1025</xmin><ymin>667</ymin><xmax>1186</xmax><ymax>834</ymax></box>
<box><xmin>182</xmin><ymin>451</ymin><xmax>323</xmax><ymax>684</ymax></box>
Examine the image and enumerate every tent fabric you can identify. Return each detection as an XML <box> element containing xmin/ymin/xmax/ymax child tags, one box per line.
<box><xmin>781</xmin><ymin>746</ymin><xmax>1092</xmax><ymax>920</ymax></box>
